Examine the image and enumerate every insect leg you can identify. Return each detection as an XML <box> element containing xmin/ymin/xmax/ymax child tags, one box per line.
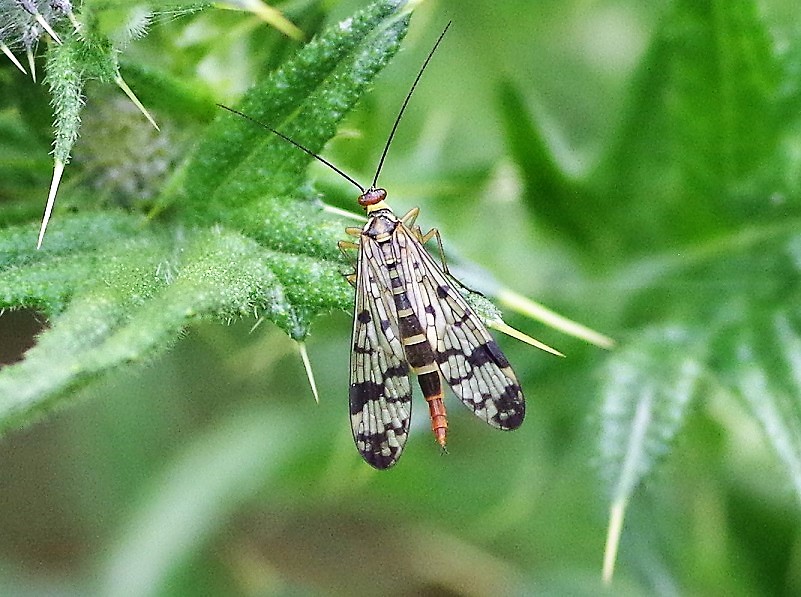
<box><xmin>400</xmin><ymin>208</ymin><xmax>451</xmax><ymax>274</ymax></box>
<box><xmin>420</xmin><ymin>227</ymin><xmax>450</xmax><ymax>275</ymax></box>
<box><xmin>338</xmin><ymin>239</ymin><xmax>360</xmax><ymax>286</ymax></box>
<box><xmin>399</xmin><ymin>207</ymin><xmax>420</xmax><ymax>228</ymax></box>
<box><xmin>338</xmin><ymin>239</ymin><xmax>360</xmax><ymax>260</ymax></box>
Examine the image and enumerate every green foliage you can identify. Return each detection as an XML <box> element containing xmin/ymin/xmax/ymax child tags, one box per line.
<box><xmin>598</xmin><ymin>326</ymin><xmax>705</xmax><ymax>503</ymax></box>
<box><xmin>497</xmin><ymin>0</ymin><xmax>801</xmax><ymax>588</ymax></box>
<box><xmin>503</xmin><ymin>0</ymin><xmax>801</xmax><ymax>497</ymax></box>
<box><xmin>2</xmin><ymin>0</ymin><xmax>801</xmax><ymax>594</ymax></box>
<box><xmin>0</xmin><ymin>0</ymin><xmax>405</xmax><ymax>429</ymax></box>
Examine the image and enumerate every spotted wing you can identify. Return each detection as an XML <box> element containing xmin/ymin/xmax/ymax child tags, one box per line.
<box><xmin>395</xmin><ymin>225</ymin><xmax>525</xmax><ymax>429</ymax></box>
<box><xmin>348</xmin><ymin>236</ymin><xmax>413</xmax><ymax>469</ymax></box>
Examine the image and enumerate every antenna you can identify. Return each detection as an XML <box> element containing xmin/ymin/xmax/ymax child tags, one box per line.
<box><xmin>217</xmin><ymin>22</ymin><xmax>451</xmax><ymax>195</ymax></box>
<box><xmin>371</xmin><ymin>21</ymin><xmax>451</xmax><ymax>188</ymax></box>
<box><xmin>216</xmin><ymin>104</ymin><xmax>365</xmax><ymax>193</ymax></box>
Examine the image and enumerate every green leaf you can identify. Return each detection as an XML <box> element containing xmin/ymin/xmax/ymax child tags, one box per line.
<box><xmin>503</xmin><ymin>0</ymin><xmax>787</xmax><ymax>261</ymax></box>
<box><xmin>177</xmin><ymin>0</ymin><xmax>409</xmax><ymax>220</ymax></box>
<box><xmin>498</xmin><ymin>80</ymin><xmax>591</xmax><ymax>248</ymax></box>
<box><xmin>720</xmin><ymin>307</ymin><xmax>801</xmax><ymax>499</ymax></box>
<box><xmin>0</xmin><ymin>0</ymin><xmax>409</xmax><ymax>435</ymax></box>
<box><xmin>600</xmin><ymin>0</ymin><xmax>784</xmax><ymax>252</ymax></box>
<box><xmin>575</xmin><ymin>0</ymin><xmax>801</xmax><ymax>581</ymax></box>
<box><xmin>598</xmin><ymin>326</ymin><xmax>705</xmax><ymax>502</ymax></box>
<box><xmin>118</xmin><ymin>60</ymin><xmax>219</xmax><ymax>124</ymax></box>
<box><xmin>597</xmin><ymin>326</ymin><xmax>705</xmax><ymax>583</ymax></box>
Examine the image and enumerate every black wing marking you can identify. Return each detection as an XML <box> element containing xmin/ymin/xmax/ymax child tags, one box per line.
<box><xmin>349</xmin><ymin>236</ymin><xmax>412</xmax><ymax>469</ymax></box>
<box><xmin>395</xmin><ymin>224</ymin><xmax>525</xmax><ymax>429</ymax></box>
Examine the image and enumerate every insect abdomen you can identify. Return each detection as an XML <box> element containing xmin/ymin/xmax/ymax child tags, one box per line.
<box><xmin>384</xmin><ymin>244</ymin><xmax>448</xmax><ymax>448</ymax></box>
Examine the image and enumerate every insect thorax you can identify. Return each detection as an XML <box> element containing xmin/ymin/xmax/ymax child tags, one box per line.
<box><xmin>363</xmin><ymin>210</ymin><xmax>398</xmax><ymax>239</ymax></box>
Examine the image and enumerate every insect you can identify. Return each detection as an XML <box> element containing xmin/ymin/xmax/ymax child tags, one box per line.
<box><xmin>222</xmin><ymin>22</ymin><xmax>528</xmax><ymax>469</ymax></box>
<box><xmin>339</xmin><ymin>186</ymin><xmax>526</xmax><ymax>469</ymax></box>
<box><xmin>337</xmin><ymin>23</ymin><xmax>526</xmax><ymax>468</ymax></box>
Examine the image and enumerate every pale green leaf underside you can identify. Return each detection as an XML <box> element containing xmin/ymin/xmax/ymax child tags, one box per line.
<box><xmin>598</xmin><ymin>326</ymin><xmax>704</xmax><ymax>503</ymax></box>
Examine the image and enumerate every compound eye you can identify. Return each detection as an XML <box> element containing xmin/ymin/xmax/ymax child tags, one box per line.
<box><xmin>358</xmin><ymin>188</ymin><xmax>387</xmax><ymax>207</ymax></box>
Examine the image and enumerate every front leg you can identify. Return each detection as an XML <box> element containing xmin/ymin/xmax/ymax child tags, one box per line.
<box><xmin>400</xmin><ymin>208</ymin><xmax>450</xmax><ymax>275</ymax></box>
<box><xmin>338</xmin><ymin>226</ymin><xmax>361</xmax><ymax>257</ymax></box>
<box><xmin>337</xmin><ymin>238</ymin><xmax>360</xmax><ymax>287</ymax></box>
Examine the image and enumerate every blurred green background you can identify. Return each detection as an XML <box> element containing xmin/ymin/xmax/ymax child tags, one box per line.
<box><xmin>2</xmin><ymin>0</ymin><xmax>801</xmax><ymax>594</ymax></box>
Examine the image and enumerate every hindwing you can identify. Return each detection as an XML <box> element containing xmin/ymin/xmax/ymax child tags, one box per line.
<box><xmin>395</xmin><ymin>224</ymin><xmax>525</xmax><ymax>429</ymax></box>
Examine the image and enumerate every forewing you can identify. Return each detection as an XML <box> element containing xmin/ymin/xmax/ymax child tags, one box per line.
<box><xmin>396</xmin><ymin>225</ymin><xmax>525</xmax><ymax>429</ymax></box>
<box><xmin>349</xmin><ymin>237</ymin><xmax>413</xmax><ymax>469</ymax></box>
